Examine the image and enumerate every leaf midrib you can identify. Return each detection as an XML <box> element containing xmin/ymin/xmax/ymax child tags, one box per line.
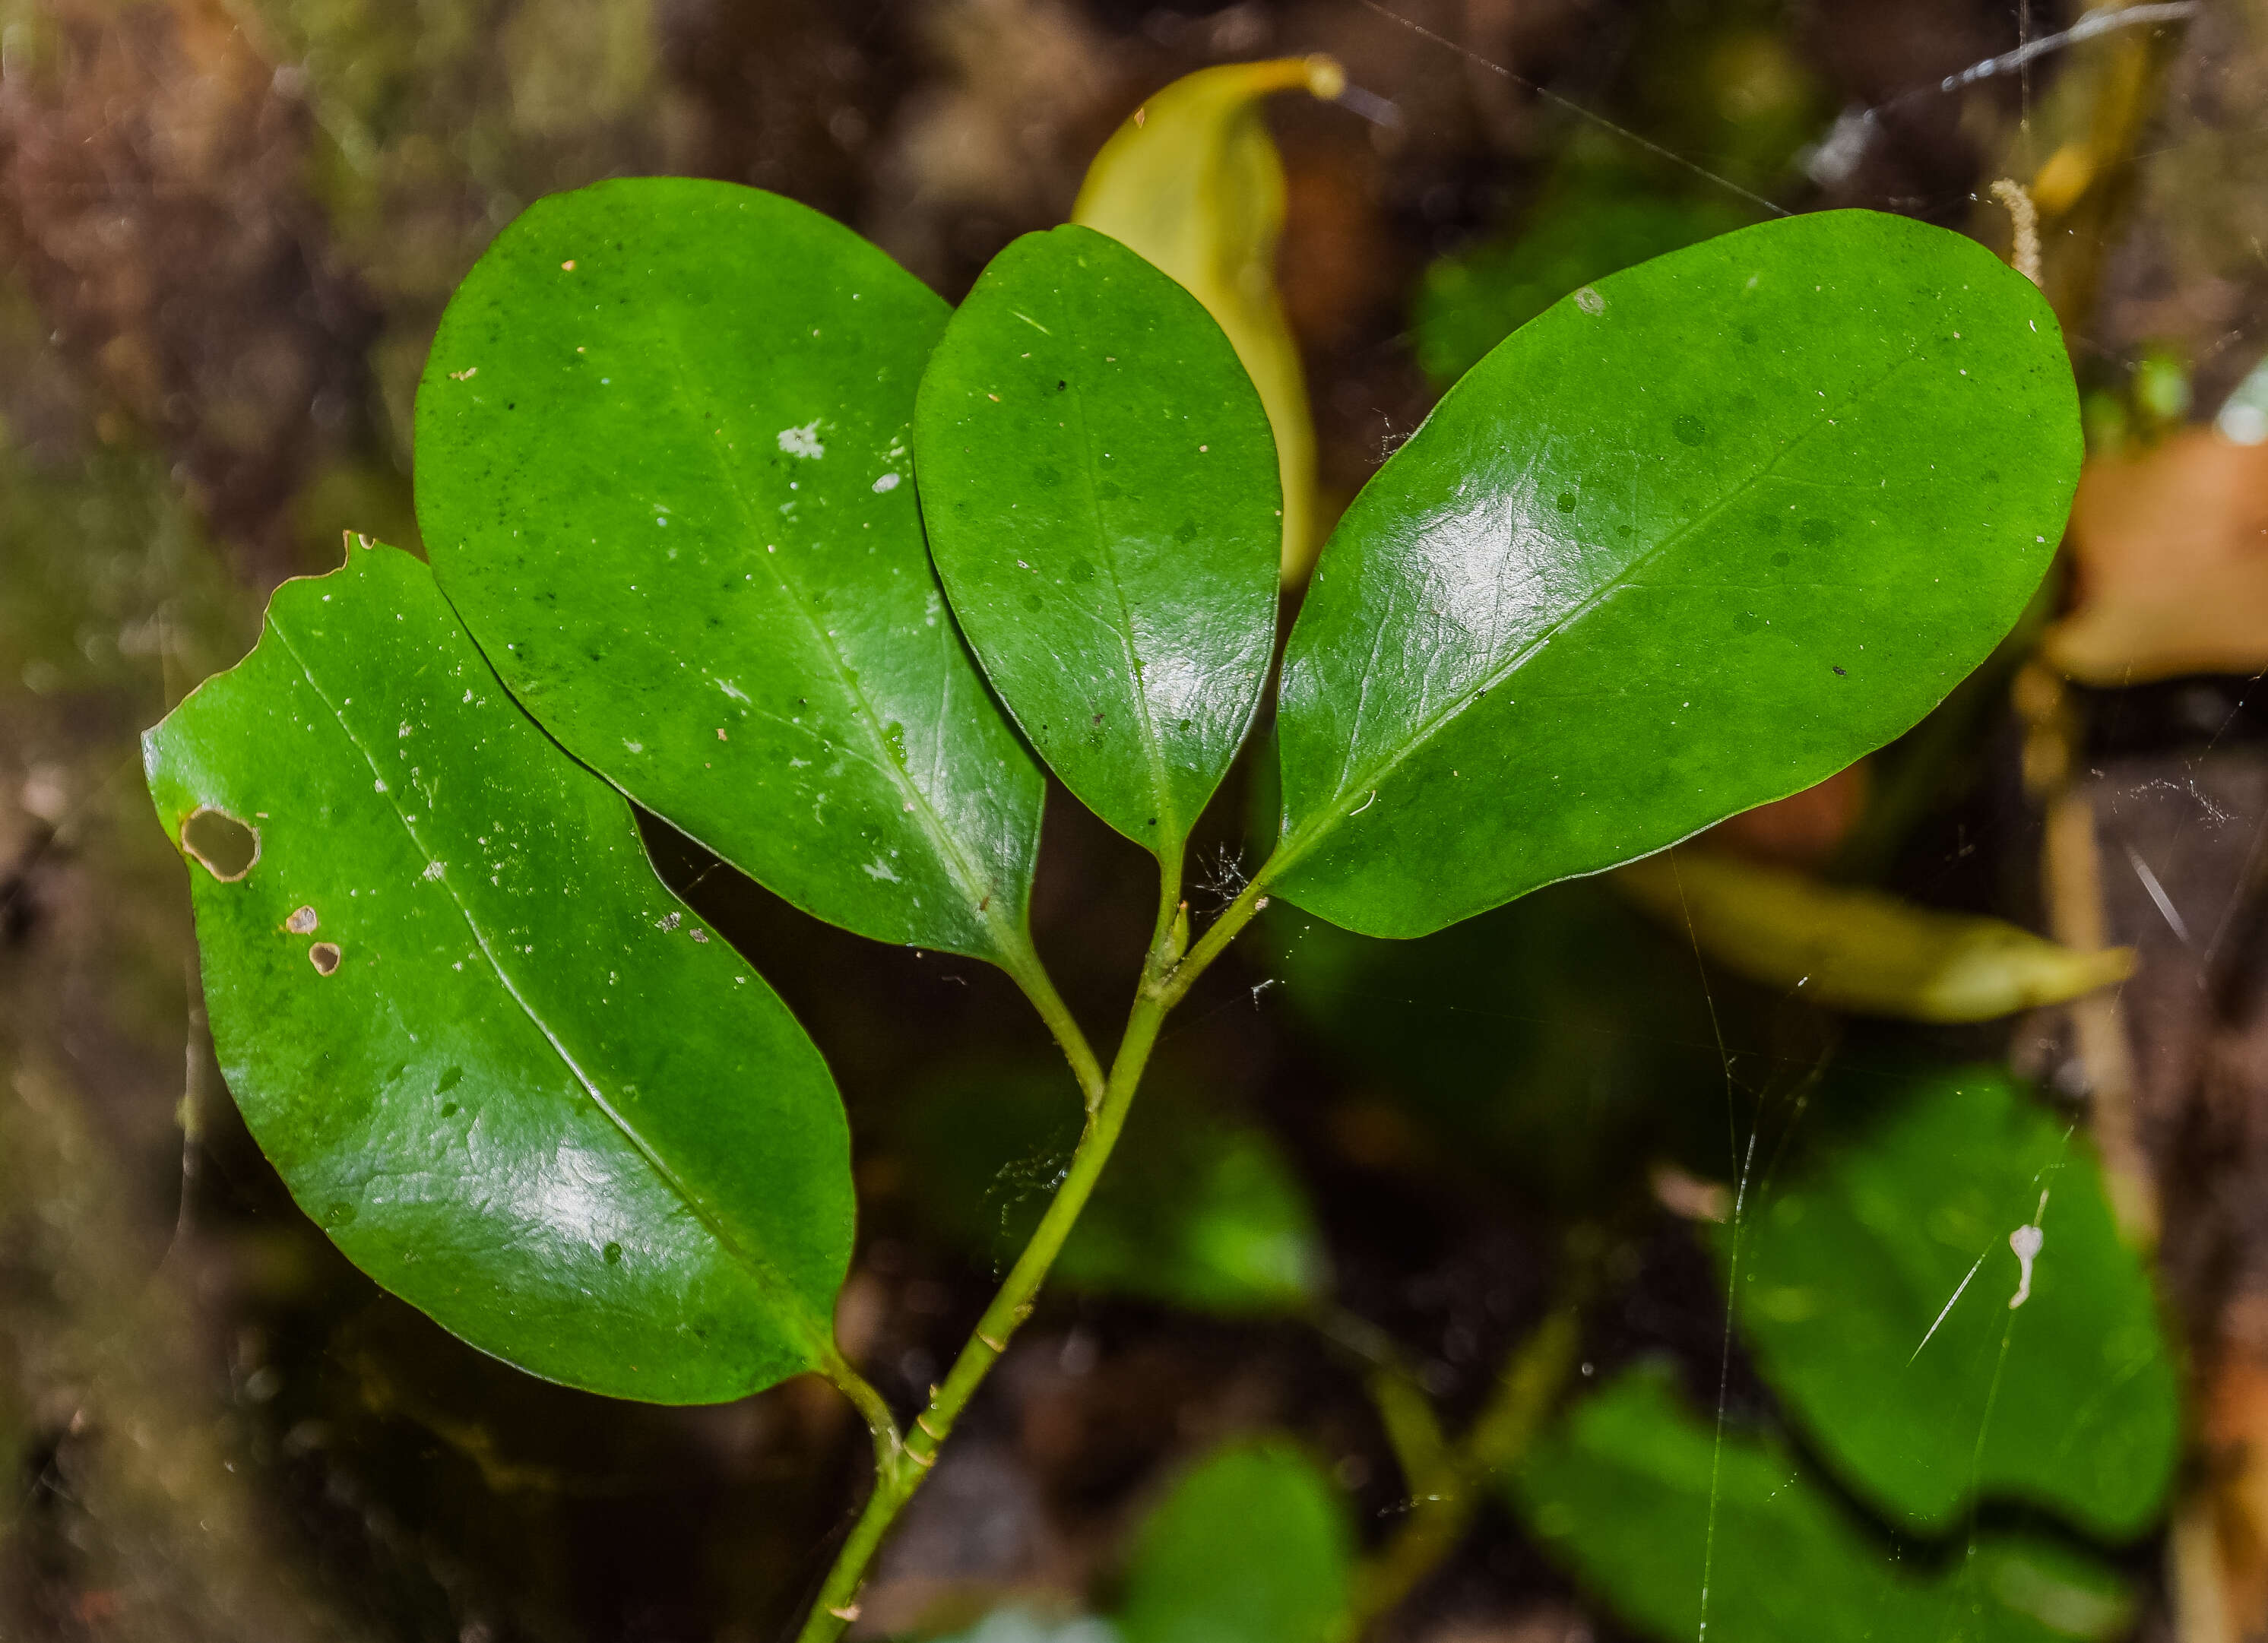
<box><xmin>1061</xmin><ymin>350</ymin><xmax>1180</xmax><ymax>844</ymax></box>
<box><xmin>1272</xmin><ymin>352</ymin><xmax>1920</xmax><ymax>880</ymax></box>
<box><xmin>652</xmin><ymin>315</ymin><xmax>1029</xmax><ymax>958</ymax></box>
<box><xmin>266</xmin><ymin>608</ymin><xmax>828</xmax><ymax>1360</ymax></box>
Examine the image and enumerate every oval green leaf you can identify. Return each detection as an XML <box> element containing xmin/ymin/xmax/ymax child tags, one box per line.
<box><xmin>916</xmin><ymin>225</ymin><xmax>1280</xmax><ymax>853</ymax></box>
<box><xmin>1513</xmin><ymin>1366</ymin><xmax>2133</xmax><ymax>1643</ymax></box>
<box><xmin>416</xmin><ymin>178</ymin><xmax>1044</xmax><ymax>962</ymax></box>
<box><xmin>1269</xmin><ymin>210</ymin><xmax>2078</xmax><ymax>937</ymax></box>
<box><xmin>144</xmin><ymin>543</ymin><xmax>853</xmax><ymax>1404</ymax></box>
<box><xmin>1120</xmin><ymin>1439</ymin><xmax>1351</xmax><ymax>1643</ymax></box>
<box><xmin>1725</xmin><ymin>1067</ymin><xmax>2178</xmax><ymax>1540</ymax></box>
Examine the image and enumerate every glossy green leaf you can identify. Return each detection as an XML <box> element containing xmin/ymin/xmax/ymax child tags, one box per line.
<box><xmin>894</xmin><ymin>1066</ymin><xmax>1328</xmax><ymax>1315</ymax></box>
<box><xmin>1616</xmin><ymin>850</ymin><xmax>2134</xmax><ymax>1021</ymax></box>
<box><xmin>916</xmin><ymin>226</ymin><xmax>1279</xmax><ymax>852</ymax></box>
<box><xmin>1120</xmin><ymin>1440</ymin><xmax>1352</xmax><ymax>1643</ymax></box>
<box><xmin>416</xmin><ymin>177</ymin><xmax>1044</xmax><ymax>963</ymax></box>
<box><xmin>143</xmin><ymin>543</ymin><xmax>852</xmax><ymax>1404</ymax></box>
<box><xmin>1725</xmin><ymin>1067</ymin><xmax>2178</xmax><ymax>1540</ymax></box>
<box><xmin>1513</xmin><ymin>1366</ymin><xmax>2133</xmax><ymax>1643</ymax></box>
<box><xmin>1266</xmin><ymin>210</ymin><xmax>2077</xmax><ymax>938</ymax></box>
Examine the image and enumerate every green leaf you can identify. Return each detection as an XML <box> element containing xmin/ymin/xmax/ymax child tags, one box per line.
<box><xmin>894</xmin><ymin>1066</ymin><xmax>1328</xmax><ymax>1315</ymax></box>
<box><xmin>415</xmin><ymin>177</ymin><xmax>1045</xmax><ymax>963</ymax></box>
<box><xmin>1513</xmin><ymin>1366</ymin><xmax>2133</xmax><ymax>1643</ymax></box>
<box><xmin>143</xmin><ymin>543</ymin><xmax>852</xmax><ymax>1404</ymax></box>
<box><xmin>1266</xmin><ymin>210</ymin><xmax>2078</xmax><ymax>938</ymax></box>
<box><xmin>1120</xmin><ymin>1439</ymin><xmax>1352</xmax><ymax>1643</ymax></box>
<box><xmin>1269</xmin><ymin>882</ymin><xmax>1727</xmax><ymax>1208</ymax></box>
<box><xmin>916</xmin><ymin>226</ymin><xmax>1280</xmax><ymax>853</ymax></box>
<box><xmin>1726</xmin><ymin>1067</ymin><xmax>2178</xmax><ymax>1540</ymax></box>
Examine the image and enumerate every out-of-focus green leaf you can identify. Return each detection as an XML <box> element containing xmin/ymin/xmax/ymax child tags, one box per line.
<box><xmin>1414</xmin><ymin>174</ymin><xmax>1747</xmax><ymax>386</ymax></box>
<box><xmin>915</xmin><ymin>225</ymin><xmax>1278</xmax><ymax>852</ymax></box>
<box><xmin>1266</xmin><ymin>211</ymin><xmax>2077</xmax><ymax>939</ymax></box>
<box><xmin>1073</xmin><ymin>57</ymin><xmax>1342</xmax><ymax>582</ymax></box>
<box><xmin>1120</xmin><ymin>1439</ymin><xmax>1352</xmax><ymax>1643</ymax></box>
<box><xmin>144</xmin><ymin>543</ymin><xmax>852</xmax><ymax>1404</ymax></box>
<box><xmin>1269</xmin><ymin>882</ymin><xmax>1726</xmax><ymax>1207</ymax></box>
<box><xmin>1513</xmin><ymin>1366</ymin><xmax>2133</xmax><ymax>1643</ymax></box>
<box><xmin>929</xmin><ymin>1445</ymin><xmax>1348</xmax><ymax>1643</ymax></box>
<box><xmin>1728</xmin><ymin>1068</ymin><xmax>2178</xmax><ymax>1540</ymax></box>
<box><xmin>896</xmin><ymin>1068</ymin><xmax>1327</xmax><ymax>1315</ymax></box>
<box><xmin>416</xmin><ymin>178</ymin><xmax>1045</xmax><ymax>964</ymax></box>
<box><xmin>1615</xmin><ymin>850</ymin><xmax>2133</xmax><ymax>1021</ymax></box>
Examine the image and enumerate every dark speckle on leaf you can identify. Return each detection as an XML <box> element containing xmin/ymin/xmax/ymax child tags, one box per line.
<box><xmin>1832</xmin><ymin>666</ymin><xmax>1848</xmax><ymax>676</ymax></box>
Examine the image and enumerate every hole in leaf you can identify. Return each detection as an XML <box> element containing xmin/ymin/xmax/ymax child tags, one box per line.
<box><xmin>181</xmin><ymin>807</ymin><xmax>259</xmax><ymax>881</ymax></box>
<box><xmin>309</xmin><ymin>942</ymin><xmax>342</xmax><ymax>976</ymax></box>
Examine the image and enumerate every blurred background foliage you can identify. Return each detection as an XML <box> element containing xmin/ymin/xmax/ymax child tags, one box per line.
<box><xmin>5</xmin><ymin>1</ymin><xmax>2268</xmax><ymax>1641</ymax></box>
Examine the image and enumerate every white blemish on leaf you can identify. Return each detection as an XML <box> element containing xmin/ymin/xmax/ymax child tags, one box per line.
<box><xmin>873</xmin><ymin>472</ymin><xmax>901</xmax><ymax>493</ymax></box>
<box><xmin>863</xmin><ymin>858</ymin><xmax>901</xmax><ymax>883</ymax></box>
<box><xmin>777</xmin><ymin>421</ymin><xmax>825</xmax><ymax>458</ymax></box>
<box><xmin>285</xmin><ymin>905</ymin><xmax>318</xmax><ymax>934</ymax></box>
<box><xmin>2008</xmin><ymin>1223</ymin><xmax>2044</xmax><ymax>1308</ymax></box>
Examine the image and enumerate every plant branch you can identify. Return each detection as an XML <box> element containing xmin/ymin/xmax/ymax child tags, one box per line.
<box><xmin>794</xmin><ymin>845</ymin><xmax>1241</xmax><ymax>1641</ymax></box>
<box><xmin>1157</xmin><ymin>869</ymin><xmax>1269</xmax><ymax>1009</ymax></box>
<box><xmin>999</xmin><ymin>937</ymin><xmax>1107</xmax><ymax>1109</ymax></box>
<box><xmin>1348</xmin><ymin>1298</ymin><xmax>1585</xmax><ymax>1632</ymax></box>
<box><xmin>1320</xmin><ymin>1309</ymin><xmax>1455</xmax><ymax>1529</ymax></box>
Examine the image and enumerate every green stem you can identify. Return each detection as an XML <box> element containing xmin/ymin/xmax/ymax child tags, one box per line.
<box><xmin>999</xmin><ymin>937</ymin><xmax>1107</xmax><ymax>1109</ymax></box>
<box><xmin>1348</xmin><ymin>1300</ymin><xmax>1584</xmax><ymax>1632</ymax></box>
<box><xmin>1319</xmin><ymin>1310</ymin><xmax>1454</xmax><ymax>1526</ymax></box>
<box><xmin>1158</xmin><ymin>869</ymin><xmax>1269</xmax><ymax>1011</ymax></box>
<box><xmin>797</xmin><ymin>856</ymin><xmax>1208</xmax><ymax>1641</ymax></box>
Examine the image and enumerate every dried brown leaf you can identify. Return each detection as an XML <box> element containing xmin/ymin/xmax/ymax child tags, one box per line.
<box><xmin>2046</xmin><ymin>429</ymin><xmax>2268</xmax><ymax>685</ymax></box>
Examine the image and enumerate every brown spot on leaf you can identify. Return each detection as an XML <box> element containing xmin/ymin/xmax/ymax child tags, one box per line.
<box><xmin>309</xmin><ymin>942</ymin><xmax>341</xmax><ymax>976</ymax></box>
<box><xmin>284</xmin><ymin>905</ymin><xmax>318</xmax><ymax>934</ymax></box>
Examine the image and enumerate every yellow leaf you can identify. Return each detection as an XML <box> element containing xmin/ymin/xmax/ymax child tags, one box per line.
<box><xmin>2044</xmin><ymin>428</ymin><xmax>2268</xmax><ymax>685</ymax></box>
<box><xmin>1616</xmin><ymin>850</ymin><xmax>2132</xmax><ymax>1023</ymax></box>
<box><xmin>1072</xmin><ymin>55</ymin><xmax>1343</xmax><ymax>584</ymax></box>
